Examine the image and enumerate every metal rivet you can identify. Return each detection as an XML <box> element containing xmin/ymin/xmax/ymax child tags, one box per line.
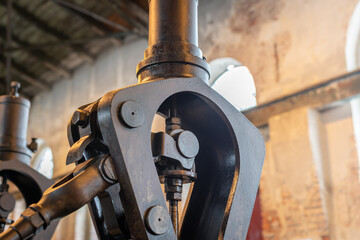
<box><xmin>145</xmin><ymin>205</ymin><xmax>170</xmax><ymax>235</ymax></box>
<box><xmin>0</xmin><ymin>192</ymin><xmax>16</xmax><ymax>212</ymax></box>
<box><xmin>119</xmin><ymin>100</ymin><xmax>145</xmax><ymax>128</ymax></box>
<box><xmin>177</xmin><ymin>130</ymin><xmax>199</xmax><ymax>158</ymax></box>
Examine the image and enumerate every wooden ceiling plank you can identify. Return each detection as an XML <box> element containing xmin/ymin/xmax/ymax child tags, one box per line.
<box><xmin>0</xmin><ymin>26</ymin><xmax>71</xmax><ymax>78</ymax></box>
<box><xmin>52</xmin><ymin>0</ymin><xmax>122</xmax><ymax>46</ymax></box>
<box><xmin>0</xmin><ymin>1</ymin><xmax>94</xmax><ymax>63</ymax></box>
<box><xmin>101</xmin><ymin>0</ymin><xmax>148</xmax><ymax>36</ymax></box>
<box><xmin>119</xmin><ymin>0</ymin><xmax>149</xmax><ymax>28</ymax></box>
<box><xmin>0</xmin><ymin>56</ymin><xmax>50</xmax><ymax>90</ymax></box>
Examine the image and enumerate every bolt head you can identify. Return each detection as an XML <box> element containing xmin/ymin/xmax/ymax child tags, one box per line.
<box><xmin>119</xmin><ymin>100</ymin><xmax>145</xmax><ymax>128</ymax></box>
<box><xmin>10</xmin><ymin>81</ymin><xmax>20</xmax><ymax>89</ymax></box>
<box><xmin>0</xmin><ymin>192</ymin><xmax>15</xmax><ymax>212</ymax></box>
<box><xmin>10</xmin><ymin>81</ymin><xmax>21</xmax><ymax>97</ymax></box>
<box><xmin>71</xmin><ymin>109</ymin><xmax>88</xmax><ymax>127</ymax></box>
<box><xmin>166</xmin><ymin>192</ymin><xmax>182</xmax><ymax>201</ymax></box>
<box><xmin>177</xmin><ymin>131</ymin><xmax>199</xmax><ymax>159</ymax></box>
<box><xmin>145</xmin><ymin>205</ymin><xmax>170</xmax><ymax>235</ymax></box>
<box><xmin>28</xmin><ymin>138</ymin><xmax>38</xmax><ymax>152</ymax></box>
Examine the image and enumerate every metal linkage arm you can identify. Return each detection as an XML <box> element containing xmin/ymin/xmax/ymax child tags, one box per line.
<box><xmin>0</xmin><ymin>155</ymin><xmax>116</xmax><ymax>240</ymax></box>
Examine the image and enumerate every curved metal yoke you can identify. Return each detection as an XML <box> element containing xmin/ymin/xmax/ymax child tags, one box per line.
<box><xmin>66</xmin><ymin>76</ymin><xmax>265</xmax><ymax>239</ymax></box>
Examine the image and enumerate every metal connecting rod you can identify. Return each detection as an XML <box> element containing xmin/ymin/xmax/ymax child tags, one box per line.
<box><xmin>0</xmin><ymin>155</ymin><xmax>116</xmax><ymax>240</ymax></box>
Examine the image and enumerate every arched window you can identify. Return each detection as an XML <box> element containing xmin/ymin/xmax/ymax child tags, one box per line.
<box><xmin>345</xmin><ymin>0</ymin><xmax>360</xmax><ymax>71</ymax></box>
<box><xmin>30</xmin><ymin>139</ymin><xmax>54</xmax><ymax>179</ymax></box>
<box><xmin>209</xmin><ymin>58</ymin><xmax>257</xmax><ymax>111</ymax></box>
<box><xmin>346</xmin><ymin>0</ymin><xmax>360</xmax><ymax>182</ymax></box>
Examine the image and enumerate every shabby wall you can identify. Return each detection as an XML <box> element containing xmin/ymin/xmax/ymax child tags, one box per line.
<box><xmin>200</xmin><ymin>0</ymin><xmax>358</xmax><ymax>103</ymax></box>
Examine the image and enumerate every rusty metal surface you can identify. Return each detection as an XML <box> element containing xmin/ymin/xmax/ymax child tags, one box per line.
<box><xmin>243</xmin><ymin>69</ymin><xmax>360</xmax><ymax>127</ymax></box>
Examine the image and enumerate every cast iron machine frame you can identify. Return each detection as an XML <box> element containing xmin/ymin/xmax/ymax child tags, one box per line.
<box><xmin>0</xmin><ymin>0</ymin><xmax>265</xmax><ymax>239</ymax></box>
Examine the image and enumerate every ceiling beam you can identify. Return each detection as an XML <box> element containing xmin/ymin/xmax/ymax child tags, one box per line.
<box><xmin>0</xmin><ymin>26</ymin><xmax>71</xmax><ymax>78</ymax></box>
<box><xmin>243</xmin><ymin>70</ymin><xmax>360</xmax><ymax>127</ymax></box>
<box><xmin>119</xmin><ymin>0</ymin><xmax>149</xmax><ymax>28</ymax></box>
<box><xmin>52</xmin><ymin>0</ymin><xmax>123</xmax><ymax>46</ymax></box>
<box><xmin>0</xmin><ymin>56</ymin><xmax>50</xmax><ymax>90</ymax></box>
<box><xmin>100</xmin><ymin>0</ymin><xmax>148</xmax><ymax>36</ymax></box>
<box><xmin>0</xmin><ymin>1</ymin><xmax>94</xmax><ymax>63</ymax></box>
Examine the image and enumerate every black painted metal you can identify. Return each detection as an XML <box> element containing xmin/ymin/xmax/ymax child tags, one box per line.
<box><xmin>136</xmin><ymin>0</ymin><xmax>210</xmax><ymax>84</ymax></box>
<box><xmin>1</xmin><ymin>1</ymin><xmax>265</xmax><ymax>239</ymax></box>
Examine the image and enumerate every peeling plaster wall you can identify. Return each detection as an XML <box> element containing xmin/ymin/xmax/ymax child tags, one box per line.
<box><xmin>323</xmin><ymin>111</ymin><xmax>360</xmax><ymax>240</ymax></box>
<box><xmin>199</xmin><ymin>0</ymin><xmax>358</xmax><ymax>104</ymax></box>
<box><xmin>261</xmin><ymin>104</ymin><xmax>360</xmax><ymax>240</ymax></box>
<box><xmin>260</xmin><ymin>108</ymin><xmax>329</xmax><ymax>240</ymax></box>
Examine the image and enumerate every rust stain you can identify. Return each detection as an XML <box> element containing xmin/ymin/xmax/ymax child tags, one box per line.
<box><xmin>274</xmin><ymin>42</ymin><xmax>280</xmax><ymax>83</ymax></box>
<box><xmin>273</xmin><ymin>31</ymin><xmax>292</xmax><ymax>83</ymax></box>
<box><xmin>229</xmin><ymin>0</ymin><xmax>284</xmax><ymax>34</ymax></box>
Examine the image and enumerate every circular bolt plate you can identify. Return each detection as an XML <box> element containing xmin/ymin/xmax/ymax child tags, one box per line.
<box><xmin>120</xmin><ymin>100</ymin><xmax>145</xmax><ymax>128</ymax></box>
<box><xmin>177</xmin><ymin>131</ymin><xmax>199</xmax><ymax>158</ymax></box>
<box><xmin>145</xmin><ymin>205</ymin><xmax>170</xmax><ymax>235</ymax></box>
<box><xmin>0</xmin><ymin>192</ymin><xmax>16</xmax><ymax>212</ymax></box>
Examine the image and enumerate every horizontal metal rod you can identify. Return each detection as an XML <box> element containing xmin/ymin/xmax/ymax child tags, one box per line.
<box><xmin>243</xmin><ymin>69</ymin><xmax>360</xmax><ymax>127</ymax></box>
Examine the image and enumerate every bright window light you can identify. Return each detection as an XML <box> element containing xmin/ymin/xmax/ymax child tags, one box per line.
<box><xmin>210</xmin><ymin>58</ymin><xmax>257</xmax><ymax>111</ymax></box>
<box><xmin>30</xmin><ymin>139</ymin><xmax>54</xmax><ymax>179</ymax></box>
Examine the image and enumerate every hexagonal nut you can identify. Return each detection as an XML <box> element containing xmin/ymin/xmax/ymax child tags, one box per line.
<box><xmin>21</xmin><ymin>207</ymin><xmax>37</xmax><ymax>218</ymax></box>
<box><xmin>10</xmin><ymin>81</ymin><xmax>21</xmax><ymax>97</ymax></box>
<box><xmin>71</xmin><ymin>109</ymin><xmax>89</xmax><ymax>127</ymax></box>
<box><xmin>166</xmin><ymin>192</ymin><xmax>182</xmax><ymax>201</ymax></box>
<box><xmin>145</xmin><ymin>206</ymin><xmax>170</xmax><ymax>235</ymax></box>
<box><xmin>29</xmin><ymin>213</ymin><xmax>45</xmax><ymax>229</ymax></box>
<box><xmin>27</xmin><ymin>138</ymin><xmax>38</xmax><ymax>152</ymax></box>
<box><xmin>164</xmin><ymin>185</ymin><xmax>182</xmax><ymax>193</ymax></box>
